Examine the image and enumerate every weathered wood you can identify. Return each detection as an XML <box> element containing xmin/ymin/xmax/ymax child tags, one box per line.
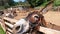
<box><xmin>7</xmin><ymin>28</ymin><xmax>13</xmax><ymax>33</ymax></box>
<box><xmin>6</xmin><ymin>31</ymin><xmax>12</xmax><ymax>34</ymax></box>
<box><xmin>4</xmin><ymin>17</ymin><xmax>18</xmax><ymax>24</ymax></box>
<box><xmin>39</xmin><ymin>26</ymin><xmax>60</xmax><ymax>34</ymax></box>
<box><xmin>5</xmin><ymin>22</ymin><xmax>13</xmax><ymax>28</ymax></box>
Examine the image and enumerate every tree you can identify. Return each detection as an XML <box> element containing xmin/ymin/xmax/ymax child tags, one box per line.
<box><xmin>54</xmin><ymin>0</ymin><xmax>60</xmax><ymax>6</ymax></box>
<box><xmin>4</xmin><ymin>3</ymin><xmax>10</xmax><ymax>9</ymax></box>
<box><xmin>0</xmin><ymin>0</ymin><xmax>5</xmax><ymax>6</ymax></box>
<box><xmin>0</xmin><ymin>0</ymin><xmax>16</xmax><ymax>6</ymax></box>
<box><xmin>26</xmin><ymin>0</ymin><xmax>52</xmax><ymax>8</ymax></box>
<box><xmin>7</xmin><ymin>0</ymin><xmax>15</xmax><ymax>6</ymax></box>
<box><xmin>27</xmin><ymin>0</ymin><xmax>45</xmax><ymax>8</ymax></box>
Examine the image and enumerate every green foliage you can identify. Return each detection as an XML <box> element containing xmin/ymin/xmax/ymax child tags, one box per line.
<box><xmin>40</xmin><ymin>2</ymin><xmax>49</xmax><ymax>7</ymax></box>
<box><xmin>16</xmin><ymin>1</ymin><xmax>30</xmax><ymax>7</ymax></box>
<box><xmin>27</xmin><ymin>0</ymin><xmax>51</xmax><ymax>8</ymax></box>
<box><xmin>0</xmin><ymin>6</ymin><xmax>5</xmax><ymax>10</ymax></box>
<box><xmin>54</xmin><ymin>0</ymin><xmax>60</xmax><ymax>6</ymax></box>
<box><xmin>0</xmin><ymin>0</ymin><xmax>16</xmax><ymax>9</ymax></box>
<box><xmin>27</xmin><ymin>0</ymin><xmax>44</xmax><ymax>8</ymax></box>
<box><xmin>8</xmin><ymin>0</ymin><xmax>15</xmax><ymax>6</ymax></box>
<box><xmin>27</xmin><ymin>0</ymin><xmax>60</xmax><ymax>7</ymax></box>
<box><xmin>4</xmin><ymin>3</ymin><xmax>10</xmax><ymax>9</ymax></box>
<box><xmin>0</xmin><ymin>25</ymin><xmax>5</xmax><ymax>34</ymax></box>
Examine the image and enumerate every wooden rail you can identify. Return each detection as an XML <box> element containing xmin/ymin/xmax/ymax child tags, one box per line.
<box><xmin>40</xmin><ymin>26</ymin><xmax>60</xmax><ymax>34</ymax></box>
<box><xmin>3</xmin><ymin>17</ymin><xmax>18</xmax><ymax>34</ymax></box>
<box><xmin>4</xmin><ymin>17</ymin><xmax>18</xmax><ymax>24</ymax></box>
<box><xmin>0</xmin><ymin>17</ymin><xmax>60</xmax><ymax>34</ymax></box>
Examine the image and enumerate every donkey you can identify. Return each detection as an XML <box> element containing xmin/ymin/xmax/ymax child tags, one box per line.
<box><xmin>13</xmin><ymin>0</ymin><xmax>54</xmax><ymax>34</ymax></box>
<box><xmin>13</xmin><ymin>11</ymin><xmax>45</xmax><ymax>34</ymax></box>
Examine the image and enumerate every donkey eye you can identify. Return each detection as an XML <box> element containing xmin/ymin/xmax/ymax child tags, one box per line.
<box><xmin>34</xmin><ymin>16</ymin><xmax>39</xmax><ymax>18</ymax></box>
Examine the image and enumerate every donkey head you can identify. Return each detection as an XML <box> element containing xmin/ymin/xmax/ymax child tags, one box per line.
<box><xmin>26</xmin><ymin>0</ymin><xmax>54</xmax><ymax>28</ymax></box>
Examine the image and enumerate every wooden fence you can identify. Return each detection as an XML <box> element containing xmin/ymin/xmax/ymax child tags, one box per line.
<box><xmin>0</xmin><ymin>17</ymin><xmax>60</xmax><ymax>34</ymax></box>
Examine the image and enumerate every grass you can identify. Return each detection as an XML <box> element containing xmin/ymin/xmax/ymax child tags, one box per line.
<box><xmin>0</xmin><ymin>25</ymin><xmax>5</xmax><ymax>34</ymax></box>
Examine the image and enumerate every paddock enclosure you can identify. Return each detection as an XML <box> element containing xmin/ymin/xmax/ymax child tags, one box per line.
<box><xmin>0</xmin><ymin>10</ymin><xmax>60</xmax><ymax>34</ymax></box>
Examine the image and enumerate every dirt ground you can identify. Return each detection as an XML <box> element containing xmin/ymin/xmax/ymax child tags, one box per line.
<box><xmin>43</xmin><ymin>11</ymin><xmax>60</xmax><ymax>26</ymax></box>
<box><xmin>14</xmin><ymin>12</ymin><xmax>29</xmax><ymax>20</ymax></box>
<box><xmin>14</xmin><ymin>11</ymin><xmax>60</xmax><ymax>26</ymax></box>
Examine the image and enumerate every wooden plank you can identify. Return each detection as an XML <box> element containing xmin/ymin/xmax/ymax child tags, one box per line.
<box><xmin>6</xmin><ymin>31</ymin><xmax>12</xmax><ymax>34</ymax></box>
<box><xmin>4</xmin><ymin>17</ymin><xmax>18</xmax><ymax>24</ymax></box>
<box><xmin>7</xmin><ymin>28</ymin><xmax>13</xmax><ymax>33</ymax></box>
<box><xmin>39</xmin><ymin>26</ymin><xmax>60</xmax><ymax>34</ymax></box>
<box><xmin>5</xmin><ymin>22</ymin><xmax>13</xmax><ymax>28</ymax></box>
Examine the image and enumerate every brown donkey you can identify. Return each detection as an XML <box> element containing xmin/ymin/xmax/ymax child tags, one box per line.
<box><xmin>25</xmin><ymin>0</ymin><xmax>54</xmax><ymax>34</ymax></box>
<box><xmin>13</xmin><ymin>0</ymin><xmax>54</xmax><ymax>34</ymax></box>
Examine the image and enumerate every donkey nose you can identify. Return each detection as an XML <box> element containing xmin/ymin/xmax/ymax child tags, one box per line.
<box><xmin>16</xmin><ymin>26</ymin><xmax>20</xmax><ymax>31</ymax></box>
<box><xmin>15</xmin><ymin>25</ymin><xmax>22</xmax><ymax>33</ymax></box>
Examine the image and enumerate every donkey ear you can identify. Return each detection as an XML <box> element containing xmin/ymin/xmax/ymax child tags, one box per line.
<box><xmin>42</xmin><ymin>8</ymin><xmax>49</xmax><ymax>14</ymax></box>
<box><xmin>42</xmin><ymin>4</ymin><xmax>53</xmax><ymax>14</ymax></box>
<box><xmin>40</xmin><ymin>0</ymin><xmax>54</xmax><ymax>14</ymax></box>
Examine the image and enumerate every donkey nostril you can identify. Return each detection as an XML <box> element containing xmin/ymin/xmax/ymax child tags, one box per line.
<box><xmin>16</xmin><ymin>26</ymin><xmax>20</xmax><ymax>30</ymax></box>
